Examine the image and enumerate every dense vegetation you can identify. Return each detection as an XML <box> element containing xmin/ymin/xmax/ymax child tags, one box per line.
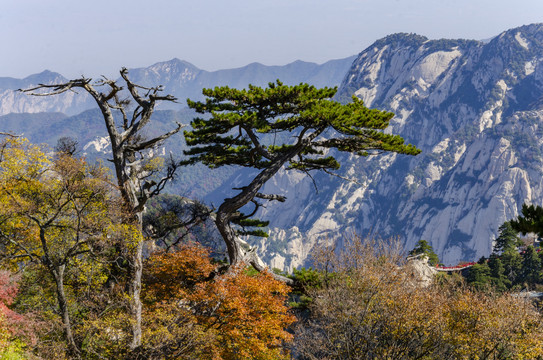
<box><xmin>1</xmin><ymin>139</ymin><xmax>542</xmax><ymax>360</ymax></box>
<box><xmin>0</xmin><ymin>138</ymin><xmax>295</xmax><ymax>359</ymax></box>
<box><xmin>293</xmin><ymin>238</ymin><xmax>543</xmax><ymax>360</ymax></box>
<box><xmin>464</xmin><ymin>214</ymin><xmax>543</xmax><ymax>292</ymax></box>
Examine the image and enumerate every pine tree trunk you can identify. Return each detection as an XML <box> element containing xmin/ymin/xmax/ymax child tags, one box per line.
<box><xmin>215</xmin><ymin>149</ymin><xmax>299</xmax><ymax>284</ymax></box>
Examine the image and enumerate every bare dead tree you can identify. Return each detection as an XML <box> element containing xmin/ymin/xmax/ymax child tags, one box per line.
<box><xmin>20</xmin><ymin>68</ymin><xmax>183</xmax><ymax>350</ymax></box>
<box><xmin>0</xmin><ymin>132</ymin><xmax>21</xmax><ymax>138</ymax></box>
<box><xmin>54</xmin><ymin>136</ymin><xmax>79</xmax><ymax>157</ymax></box>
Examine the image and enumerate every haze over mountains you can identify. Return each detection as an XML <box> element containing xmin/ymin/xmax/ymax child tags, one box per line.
<box><xmin>0</xmin><ymin>55</ymin><xmax>357</xmax><ymax>203</ymax></box>
<box><xmin>2</xmin><ymin>23</ymin><xmax>543</xmax><ymax>270</ymax></box>
<box><xmin>0</xmin><ymin>56</ymin><xmax>356</xmax><ymax>116</ymax></box>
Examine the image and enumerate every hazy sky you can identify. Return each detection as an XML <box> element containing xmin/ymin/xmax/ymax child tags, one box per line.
<box><xmin>2</xmin><ymin>0</ymin><xmax>542</xmax><ymax>78</ymax></box>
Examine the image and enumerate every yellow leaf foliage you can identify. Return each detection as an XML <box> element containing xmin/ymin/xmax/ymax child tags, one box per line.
<box><xmin>295</xmin><ymin>236</ymin><xmax>543</xmax><ymax>360</ymax></box>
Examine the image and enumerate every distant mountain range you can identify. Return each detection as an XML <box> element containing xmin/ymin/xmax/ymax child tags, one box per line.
<box><xmin>0</xmin><ymin>56</ymin><xmax>356</xmax><ymax>116</ymax></box>
<box><xmin>0</xmin><ymin>55</ymin><xmax>357</xmax><ymax>201</ymax></box>
<box><xmin>2</xmin><ymin>24</ymin><xmax>543</xmax><ymax>271</ymax></box>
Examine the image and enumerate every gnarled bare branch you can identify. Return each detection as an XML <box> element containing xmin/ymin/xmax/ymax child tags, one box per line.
<box><xmin>255</xmin><ymin>193</ymin><xmax>287</xmax><ymax>202</ymax></box>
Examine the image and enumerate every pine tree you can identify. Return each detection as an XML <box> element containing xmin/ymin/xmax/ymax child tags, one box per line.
<box><xmin>408</xmin><ymin>240</ymin><xmax>439</xmax><ymax>266</ymax></box>
<box><xmin>520</xmin><ymin>245</ymin><xmax>542</xmax><ymax>287</ymax></box>
<box><xmin>184</xmin><ymin>81</ymin><xmax>420</xmax><ymax>279</ymax></box>
<box><xmin>510</xmin><ymin>203</ymin><xmax>543</xmax><ymax>236</ymax></box>
<box><xmin>488</xmin><ymin>255</ymin><xmax>510</xmax><ymax>292</ymax></box>
<box><xmin>466</xmin><ymin>263</ymin><xmax>491</xmax><ymax>290</ymax></box>
<box><xmin>493</xmin><ymin>221</ymin><xmax>521</xmax><ymax>254</ymax></box>
<box><xmin>501</xmin><ymin>249</ymin><xmax>523</xmax><ymax>286</ymax></box>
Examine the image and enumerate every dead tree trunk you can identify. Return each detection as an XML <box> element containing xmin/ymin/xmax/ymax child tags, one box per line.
<box><xmin>21</xmin><ymin>68</ymin><xmax>182</xmax><ymax>350</ymax></box>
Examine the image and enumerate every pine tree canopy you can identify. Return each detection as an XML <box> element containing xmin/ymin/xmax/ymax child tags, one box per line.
<box><xmin>493</xmin><ymin>221</ymin><xmax>521</xmax><ymax>254</ymax></box>
<box><xmin>184</xmin><ymin>81</ymin><xmax>421</xmax><ymax>171</ymax></box>
<box><xmin>510</xmin><ymin>203</ymin><xmax>543</xmax><ymax>237</ymax></box>
<box><xmin>183</xmin><ymin>81</ymin><xmax>421</xmax><ymax>278</ymax></box>
<box><xmin>409</xmin><ymin>239</ymin><xmax>440</xmax><ymax>266</ymax></box>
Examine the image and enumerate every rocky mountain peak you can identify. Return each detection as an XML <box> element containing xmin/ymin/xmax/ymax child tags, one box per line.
<box><xmin>251</xmin><ymin>24</ymin><xmax>543</xmax><ymax>270</ymax></box>
<box><xmin>22</xmin><ymin>70</ymin><xmax>66</xmax><ymax>84</ymax></box>
<box><xmin>6</xmin><ymin>24</ymin><xmax>543</xmax><ymax>271</ymax></box>
<box><xmin>373</xmin><ymin>32</ymin><xmax>429</xmax><ymax>49</ymax></box>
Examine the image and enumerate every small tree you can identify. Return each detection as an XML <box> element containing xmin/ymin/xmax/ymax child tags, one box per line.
<box><xmin>140</xmin><ymin>244</ymin><xmax>295</xmax><ymax>359</ymax></box>
<box><xmin>488</xmin><ymin>255</ymin><xmax>510</xmax><ymax>292</ymax></box>
<box><xmin>466</xmin><ymin>263</ymin><xmax>491</xmax><ymax>290</ymax></box>
<box><xmin>501</xmin><ymin>249</ymin><xmax>523</xmax><ymax>286</ymax></box>
<box><xmin>184</xmin><ymin>81</ymin><xmax>420</xmax><ymax>280</ymax></box>
<box><xmin>520</xmin><ymin>245</ymin><xmax>542</xmax><ymax>287</ymax></box>
<box><xmin>0</xmin><ymin>138</ymin><xmax>117</xmax><ymax>356</ymax></box>
<box><xmin>493</xmin><ymin>221</ymin><xmax>521</xmax><ymax>254</ymax></box>
<box><xmin>408</xmin><ymin>239</ymin><xmax>439</xmax><ymax>266</ymax></box>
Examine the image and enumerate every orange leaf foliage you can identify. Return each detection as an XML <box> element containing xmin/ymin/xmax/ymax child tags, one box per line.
<box><xmin>143</xmin><ymin>244</ymin><xmax>295</xmax><ymax>359</ymax></box>
<box><xmin>144</xmin><ymin>244</ymin><xmax>215</xmax><ymax>302</ymax></box>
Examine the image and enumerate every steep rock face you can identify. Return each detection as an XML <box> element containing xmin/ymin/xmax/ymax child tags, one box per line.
<box><xmin>255</xmin><ymin>24</ymin><xmax>543</xmax><ymax>269</ymax></box>
<box><xmin>405</xmin><ymin>256</ymin><xmax>438</xmax><ymax>288</ymax></box>
<box><xmin>6</xmin><ymin>24</ymin><xmax>543</xmax><ymax>271</ymax></box>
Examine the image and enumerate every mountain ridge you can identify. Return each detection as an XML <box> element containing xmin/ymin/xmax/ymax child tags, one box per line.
<box><xmin>0</xmin><ymin>56</ymin><xmax>356</xmax><ymax>116</ymax></box>
<box><xmin>249</xmin><ymin>23</ymin><xmax>543</xmax><ymax>269</ymax></box>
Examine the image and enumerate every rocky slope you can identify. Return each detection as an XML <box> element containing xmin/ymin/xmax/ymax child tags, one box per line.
<box><xmin>252</xmin><ymin>23</ymin><xmax>543</xmax><ymax>269</ymax></box>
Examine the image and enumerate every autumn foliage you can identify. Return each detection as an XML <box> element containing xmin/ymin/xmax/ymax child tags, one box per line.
<box><xmin>0</xmin><ymin>270</ymin><xmax>39</xmax><ymax>358</ymax></box>
<box><xmin>0</xmin><ymin>270</ymin><xmax>21</xmax><ymax>353</ymax></box>
<box><xmin>0</xmin><ymin>138</ymin><xmax>294</xmax><ymax>359</ymax></box>
<box><xmin>143</xmin><ymin>243</ymin><xmax>295</xmax><ymax>360</ymax></box>
<box><xmin>2</xmin><ymin>137</ymin><xmax>543</xmax><ymax>360</ymax></box>
<box><xmin>294</xmin><ymin>237</ymin><xmax>543</xmax><ymax>360</ymax></box>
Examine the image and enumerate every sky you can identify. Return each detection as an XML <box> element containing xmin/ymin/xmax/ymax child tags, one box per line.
<box><xmin>2</xmin><ymin>0</ymin><xmax>543</xmax><ymax>79</ymax></box>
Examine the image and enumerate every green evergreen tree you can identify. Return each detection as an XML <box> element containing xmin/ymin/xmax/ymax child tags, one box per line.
<box><xmin>408</xmin><ymin>240</ymin><xmax>439</xmax><ymax>266</ymax></box>
<box><xmin>520</xmin><ymin>245</ymin><xmax>542</xmax><ymax>287</ymax></box>
<box><xmin>466</xmin><ymin>263</ymin><xmax>491</xmax><ymax>290</ymax></box>
<box><xmin>488</xmin><ymin>255</ymin><xmax>510</xmax><ymax>292</ymax></box>
<box><xmin>493</xmin><ymin>221</ymin><xmax>521</xmax><ymax>254</ymax></box>
<box><xmin>510</xmin><ymin>203</ymin><xmax>543</xmax><ymax>236</ymax></box>
<box><xmin>183</xmin><ymin>81</ymin><xmax>420</xmax><ymax>278</ymax></box>
<box><xmin>501</xmin><ymin>249</ymin><xmax>523</xmax><ymax>286</ymax></box>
